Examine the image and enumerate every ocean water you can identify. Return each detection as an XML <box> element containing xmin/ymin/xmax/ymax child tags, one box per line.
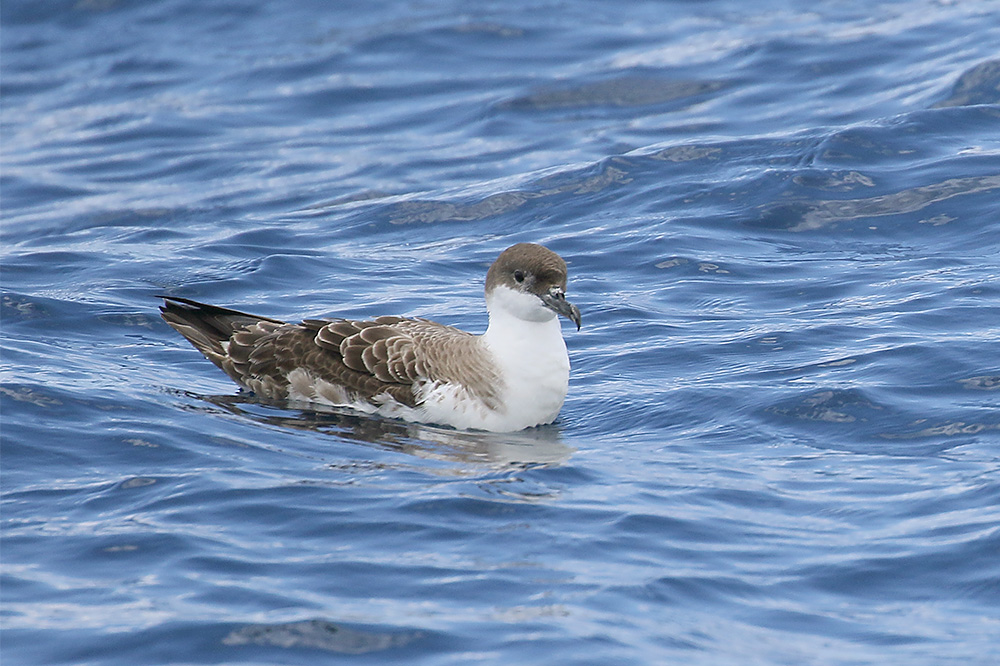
<box><xmin>3</xmin><ymin>0</ymin><xmax>1000</xmax><ymax>663</ymax></box>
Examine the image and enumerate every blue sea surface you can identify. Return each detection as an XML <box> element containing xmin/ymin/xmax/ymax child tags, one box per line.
<box><xmin>3</xmin><ymin>1</ymin><xmax>1000</xmax><ymax>664</ymax></box>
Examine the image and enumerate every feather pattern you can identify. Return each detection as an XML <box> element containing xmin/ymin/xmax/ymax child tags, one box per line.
<box><xmin>160</xmin><ymin>298</ymin><xmax>501</xmax><ymax>409</ymax></box>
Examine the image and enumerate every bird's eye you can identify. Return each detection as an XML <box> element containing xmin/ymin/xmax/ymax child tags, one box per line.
<box><xmin>513</xmin><ymin>270</ymin><xmax>525</xmax><ymax>283</ymax></box>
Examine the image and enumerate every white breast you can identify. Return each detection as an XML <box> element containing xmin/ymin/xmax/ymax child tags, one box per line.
<box><xmin>476</xmin><ymin>290</ymin><xmax>571</xmax><ymax>431</ymax></box>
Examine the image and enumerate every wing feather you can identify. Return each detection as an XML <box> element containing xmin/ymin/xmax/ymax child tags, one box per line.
<box><xmin>164</xmin><ymin>296</ymin><xmax>501</xmax><ymax>410</ymax></box>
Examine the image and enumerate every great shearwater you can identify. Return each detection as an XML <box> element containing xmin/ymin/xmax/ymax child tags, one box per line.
<box><xmin>160</xmin><ymin>243</ymin><xmax>581</xmax><ymax>432</ymax></box>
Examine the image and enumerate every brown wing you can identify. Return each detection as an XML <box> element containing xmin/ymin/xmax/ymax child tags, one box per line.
<box><xmin>161</xmin><ymin>297</ymin><xmax>500</xmax><ymax>409</ymax></box>
<box><xmin>214</xmin><ymin>317</ymin><xmax>403</xmax><ymax>405</ymax></box>
<box><xmin>310</xmin><ymin>317</ymin><xmax>502</xmax><ymax>409</ymax></box>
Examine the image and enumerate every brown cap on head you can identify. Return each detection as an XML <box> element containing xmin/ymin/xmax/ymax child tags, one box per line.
<box><xmin>485</xmin><ymin>243</ymin><xmax>567</xmax><ymax>294</ymax></box>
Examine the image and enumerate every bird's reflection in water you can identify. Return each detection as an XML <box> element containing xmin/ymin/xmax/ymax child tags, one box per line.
<box><xmin>187</xmin><ymin>391</ymin><xmax>574</xmax><ymax>468</ymax></box>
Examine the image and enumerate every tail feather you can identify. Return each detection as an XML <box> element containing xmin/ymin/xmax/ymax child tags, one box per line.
<box><xmin>159</xmin><ymin>296</ymin><xmax>285</xmax><ymax>365</ymax></box>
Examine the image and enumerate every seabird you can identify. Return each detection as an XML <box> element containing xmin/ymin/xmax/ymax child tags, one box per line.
<box><xmin>160</xmin><ymin>243</ymin><xmax>581</xmax><ymax>432</ymax></box>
